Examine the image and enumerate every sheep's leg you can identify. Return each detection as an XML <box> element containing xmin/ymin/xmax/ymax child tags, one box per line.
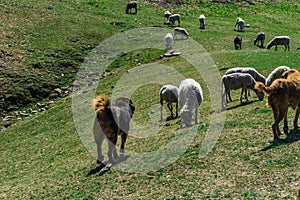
<box><xmin>293</xmin><ymin>106</ymin><xmax>300</xmax><ymax>129</ymax></box>
<box><xmin>244</xmin><ymin>88</ymin><xmax>249</xmax><ymax>101</ymax></box>
<box><xmin>222</xmin><ymin>91</ymin><xmax>227</xmax><ymax>110</ymax></box>
<box><xmin>175</xmin><ymin>102</ymin><xmax>178</xmax><ymax>118</ymax></box>
<box><xmin>167</xmin><ymin>103</ymin><xmax>174</xmax><ymax>118</ymax></box>
<box><xmin>227</xmin><ymin>91</ymin><xmax>233</xmax><ymax>102</ymax></box>
<box><xmin>160</xmin><ymin>104</ymin><xmax>163</xmax><ymax>121</ymax></box>
<box><xmin>240</xmin><ymin>88</ymin><xmax>244</xmax><ymax>103</ymax></box>
<box><xmin>288</xmin><ymin>44</ymin><xmax>290</xmax><ymax>51</ymax></box>
<box><xmin>195</xmin><ymin>106</ymin><xmax>199</xmax><ymax>125</ymax></box>
<box><xmin>275</xmin><ymin>45</ymin><xmax>277</xmax><ymax>51</ymax></box>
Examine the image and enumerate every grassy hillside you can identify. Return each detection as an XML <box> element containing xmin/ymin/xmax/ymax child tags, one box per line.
<box><xmin>1</xmin><ymin>0</ymin><xmax>300</xmax><ymax>199</ymax></box>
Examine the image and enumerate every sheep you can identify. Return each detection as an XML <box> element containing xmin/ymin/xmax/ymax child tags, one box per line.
<box><xmin>266</xmin><ymin>36</ymin><xmax>290</xmax><ymax>51</ymax></box>
<box><xmin>164</xmin><ymin>11</ymin><xmax>172</xmax><ymax>20</ymax></box>
<box><xmin>234</xmin><ymin>35</ymin><xmax>242</xmax><ymax>50</ymax></box>
<box><xmin>255</xmin><ymin>70</ymin><xmax>300</xmax><ymax>139</ymax></box>
<box><xmin>199</xmin><ymin>14</ymin><xmax>206</xmax><ymax>29</ymax></box>
<box><xmin>254</xmin><ymin>32</ymin><xmax>265</xmax><ymax>47</ymax></box>
<box><xmin>126</xmin><ymin>1</ymin><xmax>137</xmax><ymax>14</ymax></box>
<box><xmin>265</xmin><ymin>66</ymin><xmax>290</xmax><ymax>86</ymax></box>
<box><xmin>225</xmin><ymin>67</ymin><xmax>266</xmax><ymax>100</ymax></box>
<box><xmin>166</xmin><ymin>14</ymin><xmax>180</xmax><ymax>26</ymax></box>
<box><xmin>178</xmin><ymin>78</ymin><xmax>203</xmax><ymax>128</ymax></box>
<box><xmin>222</xmin><ymin>73</ymin><xmax>264</xmax><ymax>110</ymax></box>
<box><xmin>173</xmin><ymin>27</ymin><xmax>189</xmax><ymax>39</ymax></box>
<box><xmin>165</xmin><ymin>33</ymin><xmax>173</xmax><ymax>50</ymax></box>
<box><xmin>160</xmin><ymin>84</ymin><xmax>179</xmax><ymax>121</ymax></box>
<box><xmin>235</xmin><ymin>17</ymin><xmax>245</xmax><ymax>32</ymax></box>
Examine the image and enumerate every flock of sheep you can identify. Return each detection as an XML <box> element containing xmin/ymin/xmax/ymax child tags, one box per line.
<box><xmin>93</xmin><ymin>1</ymin><xmax>298</xmax><ymax>164</ymax></box>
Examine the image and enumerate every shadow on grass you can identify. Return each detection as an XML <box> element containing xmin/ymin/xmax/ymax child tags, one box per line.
<box><xmin>261</xmin><ymin>128</ymin><xmax>300</xmax><ymax>152</ymax></box>
<box><xmin>226</xmin><ymin>100</ymin><xmax>258</xmax><ymax>111</ymax></box>
<box><xmin>87</xmin><ymin>154</ymin><xmax>130</xmax><ymax>176</ymax></box>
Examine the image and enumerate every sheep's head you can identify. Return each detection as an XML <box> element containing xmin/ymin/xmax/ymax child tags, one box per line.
<box><xmin>180</xmin><ymin>109</ymin><xmax>193</xmax><ymax>127</ymax></box>
<box><xmin>254</xmin><ymin>89</ymin><xmax>265</xmax><ymax>101</ymax></box>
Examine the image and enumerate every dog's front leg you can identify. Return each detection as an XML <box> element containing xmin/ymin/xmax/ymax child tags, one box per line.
<box><xmin>293</xmin><ymin>106</ymin><xmax>300</xmax><ymax>129</ymax></box>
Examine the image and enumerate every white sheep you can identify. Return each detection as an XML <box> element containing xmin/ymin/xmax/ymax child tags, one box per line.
<box><xmin>235</xmin><ymin>17</ymin><xmax>245</xmax><ymax>32</ymax></box>
<box><xmin>178</xmin><ymin>78</ymin><xmax>203</xmax><ymax>128</ymax></box>
<box><xmin>160</xmin><ymin>84</ymin><xmax>179</xmax><ymax>121</ymax></box>
<box><xmin>254</xmin><ymin>32</ymin><xmax>265</xmax><ymax>47</ymax></box>
<box><xmin>266</xmin><ymin>36</ymin><xmax>290</xmax><ymax>51</ymax></box>
<box><xmin>234</xmin><ymin>35</ymin><xmax>242</xmax><ymax>50</ymax></box>
<box><xmin>173</xmin><ymin>27</ymin><xmax>189</xmax><ymax>39</ymax></box>
<box><xmin>167</xmin><ymin>14</ymin><xmax>180</xmax><ymax>26</ymax></box>
<box><xmin>164</xmin><ymin>11</ymin><xmax>172</xmax><ymax>20</ymax></box>
<box><xmin>221</xmin><ymin>73</ymin><xmax>264</xmax><ymax>109</ymax></box>
<box><xmin>199</xmin><ymin>14</ymin><xmax>206</xmax><ymax>29</ymax></box>
<box><xmin>266</xmin><ymin>66</ymin><xmax>290</xmax><ymax>86</ymax></box>
<box><xmin>225</xmin><ymin>67</ymin><xmax>266</xmax><ymax>99</ymax></box>
<box><xmin>165</xmin><ymin>33</ymin><xmax>173</xmax><ymax>50</ymax></box>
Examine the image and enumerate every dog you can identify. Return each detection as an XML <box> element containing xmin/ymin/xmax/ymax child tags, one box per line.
<box><xmin>255</xmin><ymin>72</ymin><xmax>300</xmax><ymax>139</ymax></box>
<box><xmin>93</xmin><ymin>95</ymin><xmax>135</xmax><ymax>164</ymax></box>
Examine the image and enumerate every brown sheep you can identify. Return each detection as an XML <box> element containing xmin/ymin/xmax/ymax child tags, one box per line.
<box><xmin>255</xmin><ymin>71</ymin><xmax>300</xmax><ymax>139</ymax></box>
<box><xmin>93</xmin><ymin>95</ymin><xmax>135</xmax><ymax>164</ymax></box>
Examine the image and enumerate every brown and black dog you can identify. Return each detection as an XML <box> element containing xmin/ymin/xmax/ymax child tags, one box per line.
<box><xmin>93</xmin><ymin>95</ymin><xmax>135</xmax><ymax>163</ymax></box>
<box><xmin>255</xmin><ymin>69</ymin><xmax>300</xmax><ymax>139</ymax></box>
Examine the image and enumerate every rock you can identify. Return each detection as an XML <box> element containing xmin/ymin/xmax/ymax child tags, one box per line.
<box><xmin>31</xmin><ymin>110</ymin><xmax>38</xmax><ymax>114</ymax></box>
<box><xmin>49</xmin><ymin>93</ymin><xmax>59</xmax><ymax>99</ymax></box>
<box><xmin>54</xmin><ymin>88</ymin><xmax>62</xmax><ymax>94</ymax></box>
<box><xmin>3</xmin><ymin>116</ymin><xmax>12</xmax><ymax>121</ymax></box>
<box><xmin>37</xmin><ymin>102</ymin><xmax>46</xmax><ymax>107</ymax></box>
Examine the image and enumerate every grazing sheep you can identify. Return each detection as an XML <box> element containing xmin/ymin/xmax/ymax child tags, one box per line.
<box><xmin>266</xmin><ymin>66</ymin><xmax>290</xmax><ymax>86</ymax></box>
<box><xmin>160</xmin><ymin>84</ymin><xmax>179</xmax><ymax>121</ymax></box>
<box><xmin>199</xmin><ymin>14</ymin><xmax>206</xmax><ymax>29</ymax></box>
<box><xmin>165</xmin><ymin>33</ymin><xmax>173</xmax><ymax>50</ymax></box>
<box><xmin>167</xmin><ymin>14</ymin><xmax>180</xmax><ymax>26</ymax></box>
<box><xmin>174</xmin><ymin>27</ymin><xmax>189</xmax><ymax>39</ymax></box>
<box><xmin>222</xmin><ymin>73</ymin><xmax>264</xmax><ymax>109</ymax></box>
<box><xmin>225</xmin><ymin>67</ymin><xmax>266</xmax><ymax>100</ymax></box>
<box><xmin>164</xmin><ymin>11</ymin><xmax>172</xmax><ymax>20</ymax></box>
<box><xmin>234</xmin><ymin>35</ymin><xmax>242</xmax><ymax>50</ymax></box>
<box><xmin>126</xmin><ymin>1</ymin><xmax>137</xmax><ymax>14</ymax></box>
<box><xmin>254</xmin><ymin>32</ymin><xmax>265</xmax><ymax>47</ymax></box>
<box><xmin>93</xmin><ymin>96</ymin><xmax>135</xmax><ymax>163</ymax></box>
<box><xmin>178</xmin><ymin>78</ymin><xmax>203</xmax><ymax>128</ymax></box>
<box><xmin>266</xmin><ymin>36</ymin><xmax>290</xmax><ymax>51</ymax></box>
<box><xmin>255</xmin><ymin>71</ymin><xmax>300</xmax><ymax>140</ymax></box>
<box><xmin>235</xmin><ymin>17</ymin><xmax>245</xmax><ymax>32</ymax></box>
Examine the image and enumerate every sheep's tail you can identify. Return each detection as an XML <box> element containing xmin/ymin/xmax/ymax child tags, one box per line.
<box><xmin>255</xmin><ymin>82</ymin><xmax>272</xmax><ymax>95</ymax></box>
<box><xmin>93</xmin><ymin>95</ymin><xmax>110</xmax><ymax>112</ymax></box>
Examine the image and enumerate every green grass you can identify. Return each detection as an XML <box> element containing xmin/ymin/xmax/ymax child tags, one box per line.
<box><xmin>1</xmin><ymin>0</ymin><xmax>300</xmax><ymax>199</ymax></box>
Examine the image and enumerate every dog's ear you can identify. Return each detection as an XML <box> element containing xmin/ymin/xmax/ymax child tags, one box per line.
<box><xmin>278</xmin><ymin>82</ymin><xmax>285</xmax><ymax>89</ymax></box>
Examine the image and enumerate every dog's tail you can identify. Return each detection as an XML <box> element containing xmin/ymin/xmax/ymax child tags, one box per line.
<box><xmin>93</xmin><ymin>95</ymin><xmax>110</xmax><ymax>112</ymax></box>
<box><xmin>255</xmin><ymin>82</ymin><xmax>273</xmax><ymax>95</ymax></box>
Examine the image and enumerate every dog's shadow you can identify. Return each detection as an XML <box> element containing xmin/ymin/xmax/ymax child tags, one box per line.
<box><xmin>261</xmin><ymin>128</ymin><xmax>300</xmax><ymax>151</ymax></box>
<box><xmin>87</xmin><ymin>154</ymin><xmax>130</xmax><ymax>176</ymax></box>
